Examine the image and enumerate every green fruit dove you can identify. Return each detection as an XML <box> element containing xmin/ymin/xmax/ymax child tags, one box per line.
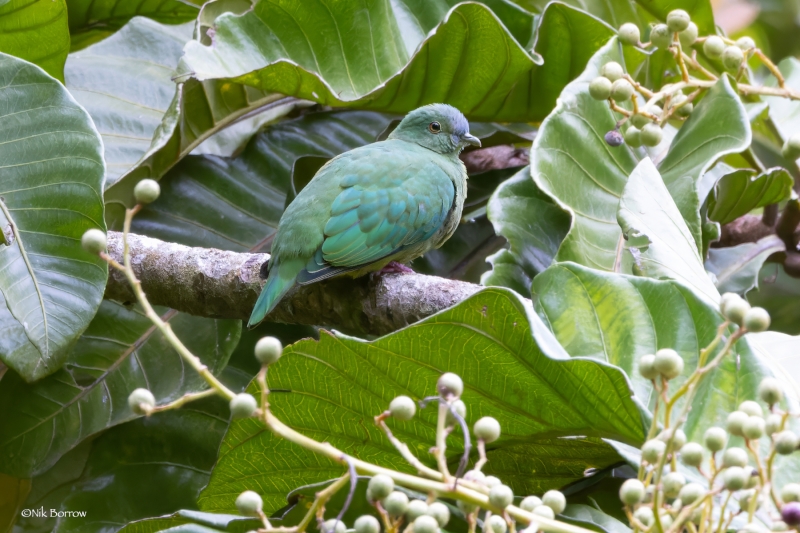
<box><xmin>248</xmin><ymin>104</ymin><xmax>480</xmax><ymax>327</ymax></box>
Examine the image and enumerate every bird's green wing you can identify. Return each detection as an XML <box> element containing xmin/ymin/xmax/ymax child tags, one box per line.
<box><xmin>296</xmin><ymin>150</ymin><xmax>456</xmax><ymax>284</ymax></box>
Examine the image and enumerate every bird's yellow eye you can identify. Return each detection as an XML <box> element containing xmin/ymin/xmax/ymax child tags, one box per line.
<box><xmin>428</xmin><ymin>122</ymin><xmax>441</xmax><ymax>133</ymax></box>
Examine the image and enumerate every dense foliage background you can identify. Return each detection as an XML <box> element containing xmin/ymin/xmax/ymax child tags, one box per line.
<box><xmin>1</xmin><ymin>0</ymin><xmax>799</xmax><ymax>532</ymax></box>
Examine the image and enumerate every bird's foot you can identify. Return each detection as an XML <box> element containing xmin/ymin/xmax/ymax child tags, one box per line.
<box><xmin>377</xmin><ymin>261</ymin><xmax>415</xmax><ymax>275</ymax></box>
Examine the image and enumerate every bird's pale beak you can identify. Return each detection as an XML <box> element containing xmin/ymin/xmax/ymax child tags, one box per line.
<box><xmin>461</xmin><ymin>133</ymin><xmax>481</xmax><ymax>147</ymax></box>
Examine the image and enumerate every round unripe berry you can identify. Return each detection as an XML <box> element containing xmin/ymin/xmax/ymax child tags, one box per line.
<box><xmin>641</xmin><ymin>123</ymin><xmax>663</xmax><ymax>147</ymax></box>
<box><xmin>782</xmin><ymin>483</ymin><xmax>800</xmax><ymax>502</ymax></box>
<box><xmin>679</xmin><ymin>22</ymin><xmax>698</xmax><ymax>47</ymax></box>
<box><xmin>704</xmin><ymin>36</ymin><xmax>725</xmax><ymax>59</ymax></box>
<box><xmin>464</xmin><ymin>469</ymin><xmax>486</xmax><ymax>484</ymax></box>
<box><xmin>624</xmin><ymin>126</ymin><xmax>642</xmax><ymax>148</ymax></box>
<box><xmin>474</xmin><ymin>416</ymin><xmax>501</xmax><ymax>443</ymax></box>
<box><xmin>704</xmin><ymin>427</ymin><xmax>728</xmax><ymax>452</ymax></box>
<box><xmin>322</xmin><ymin>519</ymin><xmax>346</xmax><ymax>533</ymax></box>
<box><xmin>679</xmin><ymin>483</ymin><xmax>705</xmax><ymax>505</ymax></box>
<box><xmin>634</xmin><ymin>506</ymin><xmax>654</xmax><ymax>527</ymax></box>
<box><xmin>133</xmin><ymin>179</ymin><xmax>161</xmax><ymax>205</ymax></box>
<box><xmin>389</xmin><ymin>396</ymin><xmax>416</xmax><ymax>421</ymax></box>
<box><xmin>739</xmin><ymin>489</ymin><xmax>758</xmax><ymax>510</ymax></box>
<box><xmin>383</xmin><ymin>491</ymin><xmax>409</xmax><ymax>517</ymax></box>
<box><xmin>368</xmin><ymin>474</ymin><xmax>394</xmax><ymax>500</ymax></box>
<box><xmin>520</xmin><ymin>496</ymin><xmax>543</xmax><ymax>512</ymax></box>
<box><xmin>406</xmin><ymin>500</ymin><xmax>429</xmax><ymax>521</ymax></box>
<box><xmin>611</xmin><ymin>79</ymin><xmax>634</xmax><ymax>101</ymax></box>
<box><xmin>605</xmin><ymin>130</ymin><xmax>624</xmax><ymax>147</ymax></box>
<box><xmin>619</xmin><ymin>23</ymin><xmax>640</xmax><ymax>45</ymax></box>
<box><xmin>782</xmin><ymin>502</ymin><xmax>800</xmax><ymax>526</ymax></box>
<box><xmin>759</xmin><ymin>378</ymin><xmax>783</xmax><ymax>406</ymax></box>
<box><xmin>723</xmin><ymin>295</ymin><xmax>750</xmax><ymax>324</ymax></box>
<box><xmin>746</xmin><ymin>466</ymin><xmax>760</xmax><ymax>488</ymax></box>
<box><xmin>81</xmin><ymin>229</ymin><xmax>107</xmax><ymax>254</ymax></box>
<box><xmin>487</xmin><ymin>515</ymin><xmax>508</xmax><ymax>533</ymax></box>
<box><xmin>743</xmin><ymin>307</ymin><xmax>770</xmax><ymax>332</ymax></box>
<box><xmin>589</xmin><ymin>77</ymin><xmax>612</xmax><ymax>100</ymax></box>
<box><xmin>426</xmin><ymin>503</ymin><xmax>450</xmax><ymax>527</ymax></box>
<box><xmin>446</xmin><ymin>399</ymin><xmax>466</xmax><ymax>426</ymax></box>
<box><xmin>727</xmin><ymin>411</ymin><xmax>749</xmax><ymax>436</ymax></box>
<box><xmin>775</xmin><ymin>430</ymin><xmax>799</xmax><ymax>455</ymax></box>
<box><xmin>437</xmin><ymin>373</ymin><xmax>463</xmax><ymax>399</ymax></box>
<box><xmin>663</xmin><ymin>472</ymin><xmax>686</xmax><ymax>498</ymax></box>
<box><xmin>680</xmin><ymin>442</ymin><xmax>705</xmax><ymax>467</ymax></box>
<box><xmin>766</xmin><ymin>414</ymin><xmax>783</xmax><ymax>436</ymax></box>
<box><xmin>737</xmin><ymin>36</ymin><xmax>756</xmax><ymax>50</ymax></box>
<box><xmin>638</xmin><ymin>354</ymin><xmax>658</xmax><ymax>379</ymax></box>
<box><xmin>722</xmin><ymin>45</ymin><xmax>744</xmax><ymax>71</ymax></box>
<box><xmin>543</xmin><ymin>490</ymin><xmax>567</xmax><ymax>514</ymax></box>
<box><xmin>533</xmin><ymin>505</ymin><xmax>555</xmax><ymax>519</ymax></box>
<box><xmin>654</xmin><ymin>348</ymin><xmax>684</xmax><ymax>379</ymax></box>
<box><xmin>660</xmin><ymin>513</ymin><xmax>674</xmax><ymax>530</ymax></box>
<box><xmin>235</xmin><ymin>490</ymin><xmax>263</xmax><ymax>516</ymax></box>
<box><xmin>601</xmin><ymin>61</ymin><xmax>625</xmax><ymax>81</ymax></box>
<box><xmin>254</xmin><ymin>336</ymin><xmax>283</xmax><ymax>365</ymax></box>
<box><xmin>667</xmin><ymin>10</ymin><xmax>691</xmax><ymax>32</ymax></box>
<box><xmin>128</xmin><ymin>388</ymin><xmax>156</xmax><ymax>415</ymax></box>
<box><xmin>782</xmin><ymin>135</ymin><xmax>800</xmax><ymax>160</ymax></box>
<box><xmin>659</xmin><ymin>428</ymin><xmax>687</xmax><ymax>450</ymax></box>
<box><xmin>650</xmin><ymin>24</ymin><xmax>672</xmax><ymax>49</ymax></box>
<box><xmin>230</xmin><ymin>393</ymin><xmax>258</xmax><ymax>418</ymax></box>
<box><xmin>740</xmin><ymin>401</ymin><xmax>763</xmax><ymax>418</ymax></box>
<box><xmin>631</xmin><ymin>113</ymin><xmax>651</xmax><ymax>129</ymax></box>
<box><xmin>723</xmin><ymin>466</ymin><xmax>748</xmax><ymax>491</ymax></box>
<box><xmin>484</xmin><ymin>475</ymin><xmax>502</xmax><ymax>488</ymax></box>
<box><xmin>642</xmin><ymin>439</ymin><xmax>667</xmax><ymax>463</ymax></box>
<box><xmin>619</xmin><ymin>479</ymin><xmax>645</xmax><ymax>505</ymax></box>
<box><xmin>722</xmin><ymin>447</ymin><xmax>748</xmax><ymax>468</ymax></box>
<box><xmin>413</xmin><ymin>515</ymin><xmax>439</xmax><ymax>533</ymax></box>
<box><xmin>773</xmin><ymin>521</ymin><xmax>789</xmax><ymax>531</ymax></box>
<box><xmin>489</xmin><ymin>485</ymin><xmax>514</xmax><ymax>509</ymax></box>
<box><xmin>743</xmin><ymin>416</ymin><xmax>765</xmax><ymax>440</ymax></box>
<box><xmin>354</xmin><ymin>515</ymin><xmax>380</xmax><ymax>533</ymax></box>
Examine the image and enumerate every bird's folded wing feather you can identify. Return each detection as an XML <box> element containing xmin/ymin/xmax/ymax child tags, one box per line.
<box><xmin>296</xmin><ymin>153</ymin><xmax>455</xmax><ymax>284</ymax></box>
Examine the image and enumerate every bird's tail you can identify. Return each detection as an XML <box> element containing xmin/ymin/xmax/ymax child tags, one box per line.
<box><xmin>248</xmin><ymin>257</ymin><xmax>304</xmax><ymax>328</ymax></box>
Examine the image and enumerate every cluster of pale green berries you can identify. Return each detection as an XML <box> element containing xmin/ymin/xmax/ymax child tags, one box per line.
<box><xmin>587</xmin><ymin>9</ymin><xmax>758</xmax><ymax>148</ymax></box>
<box><xmin>620</xmin><ymin>373</ymin><xmax>799</xmax><ymax>530</ymax></box>
<box><xmin>127</xmin><ymin>335</ymin><xmax>284</xmax><ymax>419</ymax></box>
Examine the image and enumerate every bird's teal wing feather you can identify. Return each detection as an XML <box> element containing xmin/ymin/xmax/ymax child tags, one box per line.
<box><xmin>296</xmin><ymin>151</ymin><xmax>455</xmax><ymax>284</ymax></box>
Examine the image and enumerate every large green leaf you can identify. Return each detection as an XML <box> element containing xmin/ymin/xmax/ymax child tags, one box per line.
<box><xmin>707</xmin><ymin>167</ymin><xmax>794</xmax><ymax>225</ymax></box>
<box><xmin>0</xmin><ymin>53</ymin><xmax>107</xmax><ymax>382</ymax></box>
<box><xmin>130</xmin><ymin>110</ymin><xmax>396</xmax><ymax>251</ymax></box>
<box><xmin>616</xmin><ymin>158</ymin><xmax>719</xmax><ymax>305</ymax></box>
<box><xmin>65</xmin><ymin>17</ymin><xmax>193</xmax><ymax>187</ymax></box>
<box><xmin>66</xmin><ymin>0</ymin><xmax>203</xmax><ymax>51</ymax></box>
<box><xmin>180</xmin><ymin>1</ymin><xmax>617</xmax><ymax>123</ymax></box>
<box><xmin>531</xmin><ymin>262</ymin><xmax>785</xmax><ymax>443</ymax></box>
<box><xmin>0</xmin><ymin>0</ymin><xmax>69</xmax><ymax>80</ymax></box>
<box><xmin>533</xmin><ymin>39</ymin><xmax>750</xmax><ymax>272</ymax></box>
<box><xmin>0</xmin><ymin>301</ymin><xmax>240</xmax><ymax>477</ymax></box>
<box><xmin>199</xmin><ymin>289</ymin><xmax>646</xmax><ymax>513</ymax></box>
<box><xmin>747</xmin><ymin>265</ymin><xmax>800</xmax><ymax>335</ymax></box>
<box><xmin>706</xmin><ymin>236</ymin><xmax>785</xmax><ymax>295</ymax></box>
<box><xmin>0</xmin><ymin>473</ymin><xmax>30</xmax><ymax>533</ymax></box>
<box><xmin>482</xmin><ymin>167</ymin><xmax>570</xmax><ymax>296</ymax></box>
<box><xmin>51</xmin><ymin>407</ymin><xmax>229</xmax><ymax>533</ymax></box>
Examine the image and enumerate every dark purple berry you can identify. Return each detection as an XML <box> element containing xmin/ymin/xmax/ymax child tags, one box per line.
<box><xmin>605</xmin><ymin>130</ymin><xmax>624</xmax><ymax>146</ymax></box>
<box><xmin>782</xmin><ymin>502</ymin><xmax>800</xmax><ymax>526</ymax></box>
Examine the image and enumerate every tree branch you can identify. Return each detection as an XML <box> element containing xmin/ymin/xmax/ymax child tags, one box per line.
<box><xmin>105</xmin><ymin>231</ymin><xmax>482</xmax><ymax>336</ymax></box>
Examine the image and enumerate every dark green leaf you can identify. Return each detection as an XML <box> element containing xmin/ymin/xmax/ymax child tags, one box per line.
<box><xmin>66</xmin><ymin>0</ymin><xmax>202</xmax><ymax>51</ymax></box>
<box><xmin>706</xmin><ymin>236</ymin><xmax>785</xmax><ymax>294</ymax></box>
<box><xmin>747</xmin><ymin>265</ymin><xmax>800</xmax><ymax>335</ymax></box>
<box><xmin>482</xmin><ymin>167</ymin><xmax>570</xmax><ymax>296</ymax></box>
<box><xmin>0</xmin><ymin>301</ymin><xmax>240</xmax><ymax>477</ymax></box>
<box><xmin>0</xmin><ymin>473</ymin><xmax>30</xmax><ymax>532</ymax></box>
<box><xmin>0</xmin><ymin>53</ymin><xmax>107</xmax><ymax>382</ymax></box>
<box><xmin>199</xmin><ymin>289</ymin><xmax>646</xmax><ymax>513</ymax></box>
<box><xmin>0</xmin><ymin>0</ymin><xmax>69</xmax><ymax>80</ymax></box>
<box><xmin>180</xmin><ymin>2</ymin><xmax>616</xmax><ymax>123</ymax></box>
<box><xmin>707</xmin><ymin>167</ymin><xmax>793</xmax><ymax>224</ymax></box>
<box><xmin>616</xmin><ymin>158</ymin><xmax>719</xmax><ymax>305</ymax></box>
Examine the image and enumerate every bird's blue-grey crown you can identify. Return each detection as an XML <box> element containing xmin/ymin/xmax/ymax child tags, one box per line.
<box><xmin>388</xmin><ymin>103</ymin><xmax>481</xmax><ymax>155</ymax></box>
